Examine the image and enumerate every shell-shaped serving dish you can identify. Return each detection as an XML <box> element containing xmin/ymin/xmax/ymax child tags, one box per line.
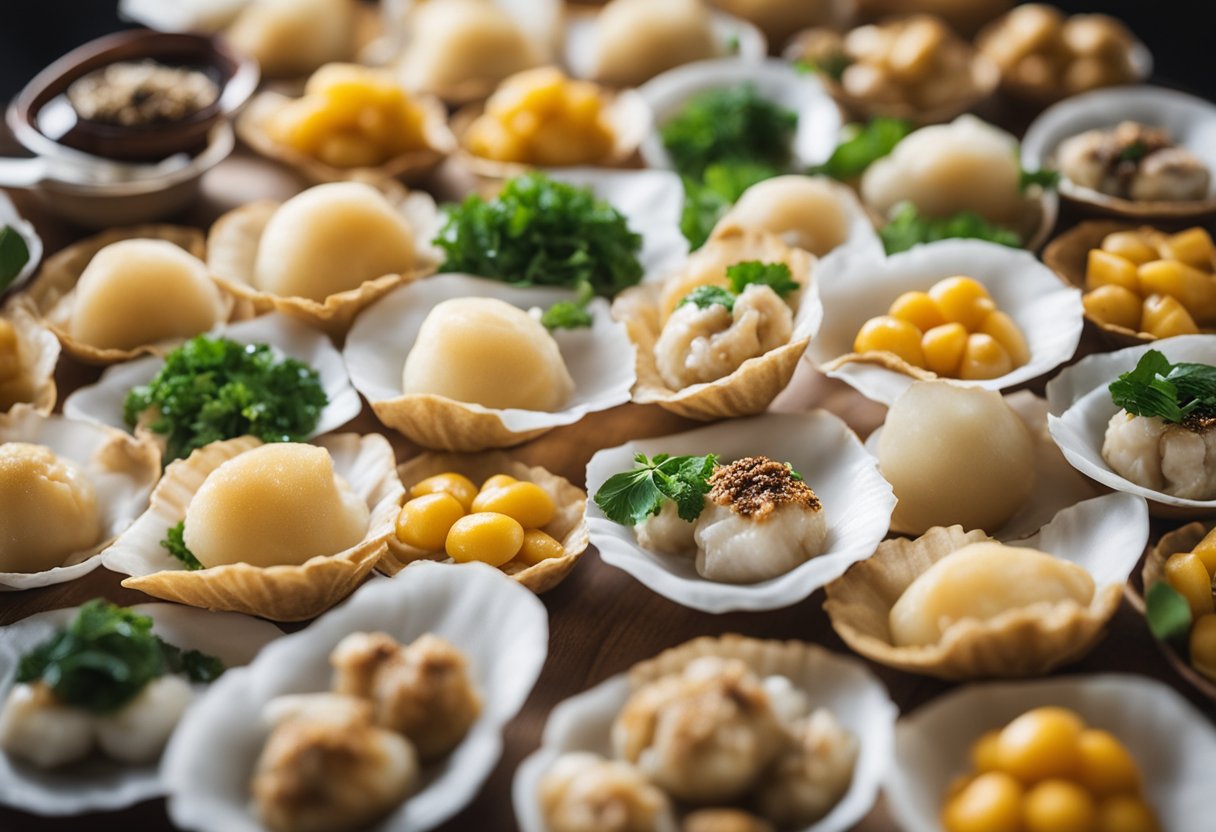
<box><xmin>513</xmin><ymin>634</ymin><xmax>896</xmax><ymax>832</ymax></box>
<box><xmin>101</xmin><ymin>434</ymin><xmax>404</xmax><ymax>621</ymax></box>
<box><xmin>163</xmin><ymin>561</ymin><xmax>548</xmax><ymax>832</ymax></box>
<box><xmin>21</xmin><ymin>225</ymin><xmax>234</xmax><ymax>365</ymax></box>
<box><xmin>236</xmin><ymin>89</ymin><xmax>456</xmax><ymax>186</ymax></box>
<box><xmin>824</xmin><ymin>492</ymin><xmax>1148</xmax><ymax>680</ymax></box>
<box><xmin>62</xmin><ymin>313</ymin><xmax>362</xmax><ymax>450</ymax></box>
<box><xmin>564</xmin><ymin>6</ymin><xmax>767</xmax><ymax>86</ymax></box>
<box><xmin>0</xmin><ymin>405</ymin><xmax>161</xmax><ymax>591</ymax></box>
<box><xmin>613</xmin><ymin>231</ymin><xmax>823</xmax><ymax>420</ymax></box>
<box><xmin>205</xmin><ymin>183</ymin><xmax>440</xmax><ymax>334</ymax></box>
<box><xmin>385</xmin><ymin>451</ymin><xmax>590</xmax><ymax>593</ymax></box>
<box><xmin>807</xmin><ymin>239</ymin><xmax>1084</xmax><ymax>406</ymax></box>
<box><xmin>886</xmin><ymin>674</ymin><xmax>1216</xmax><ymax>832</ymax></box>
<box><xmin>0</xmin><ymin>602</ymin><xmax>281</xmax><ymax>816</ymax></box>
<box><xmin>0</xmin><ymin>302</ymin><xmax>59</xmax><ymax>416</ymax></box>
<box><xmin>344</xmin><ymin>274</ymin><xmax>636</xmax><ymax>451</ymax></box>
<box><xmin>585</xmin><ymin>410</ymin><xmax>895</xmax><ymax>614</ymax></box>
<box><xmin>1046</xmin><ymin>334</ymin><xmax>1216</xmax><ymax>514</ymax></box>
<box><xmin>1022</xmin><ymin>86</ymin><xmax>1216</xmax><ymax>220</ymax></box>
<box><xmin>0</xmin><ymin>191</ymin><xmax>44</xmax><ymax>299</ymax></box>
<box><xmin>638</xmin><ymin>58</ymin><xmax>841</xmax><ymax>173</ymax></box>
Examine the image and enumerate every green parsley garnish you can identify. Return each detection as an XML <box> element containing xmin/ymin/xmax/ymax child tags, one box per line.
<box><xmin>1019</xmin><ymin>167</ymin><xmax>1061</xmax><ymax>192</ymax></box>
<box><xmin>16</xmin><ymin>599</ymin><xmax>225</xmax><ymax>714</ymax></box>
<box><xmin>1118</xmin><ymin>141</ymin><xmax>1149</xmax><ymax>163</ymax></box>
<box><xmin>161</xmin><ymin>521</ymin><xmax>203</xmax><ymax>571</ymax></box>
<box><xmin>809</xmin><ymin>118</ymin><xmax>914</xmax><ymax>182</ymax></box>
<box><xmin>1145</xmin><ymin>580</ymin><xmax>1193</xmax><ymax>643</ymax></box>
<box><xmin>680</xmin><ymin>285</ymin><xmax>738</xmax><ymax>312</ymax></box>
<box><xmin>1108</xmin><ymin>350</ymin><xmax>1216</xmax><ymax>424</ymax></box>
<box><xmin>0</xmin><ymin>225</ymin><xmax>31</xmax><ymax>292</ymax></box>
<box><xmin>660</xmin><ymin>84</ymin><xmax>798</xmax><ymax>181</ymax></box>
<box><xmin>726</xmin><ymin>261</ymin><xmax>798</xmax><ymax>296</ymax></box>
<box><xmin>679</xmin><ymin>161</ymin><xmax>780</xmax><ymax>250</ymax></box>
<box><xmin>434</xmin><ymin>172</ymin><xmax>643</xmax><ymax>298</ymax></box>
<box><xmin>880</xmin><ymin>202</ymin><xmax>1022</xmax><ymax>255</ymax></box>
<box><xmin>122</xmin><ymin>335</ymin><xmax>328</xmax><ymax>464</ymax></box>
<box><xmin>541</xmin><ymin>280</ymin><xmax>595</xmax><ymax>331</ymax></box>
<box><xmin>594</xmin><ymin>453</ymin><xmax>719</xmax><ymax>526</ymax></box>
<box><xmin>795</xmin><ymin>52</ymin><xmax>852</xmax><ymax>81</ymax></box>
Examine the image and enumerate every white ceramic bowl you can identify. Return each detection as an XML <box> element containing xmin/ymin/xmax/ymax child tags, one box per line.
<box><xmin>162</xmin><ymin>561</ymin><xmax>548</xmax><ymax>832</ymax></box>
<box><xmin>887</xmin><ymin>674</ymin><xmax>1216</xmax><ymax>832</ymax></box>
<box><xmin>585</xmin><ymin>410</ymin><xmax>895</xmax><ymax>613</ymax></box>
<box><xmin>806</xmin><ymin>238</ymin><xmax>1084</xmax><ymax>406</ymax></box>
<box><xmin>0</xmin><ymin>603</ymin><xmax>280</xmax><ymax>815</ymax></box>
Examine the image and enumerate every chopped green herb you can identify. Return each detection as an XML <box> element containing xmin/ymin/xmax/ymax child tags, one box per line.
<box><xmin>1146</xmin><ymin>580</ymin><xmax>1193</xmax><ymax>642</ymax></box>
<box><xmin>1118</xmin><ymin>141</ymin><xmax>1148</xmax><ymax>163</ymax></box>
<box><xmin>0</xmin><ymin>225</ymin><xmax>31</xmax><ymax>292</ymax></box>
<box><xmin>1019</xmin><ymin>167</ymin><xmax>1060</xmax><ymax>192</ymax></box>
<box><xmin>679</xmin><ymin>285</ymin><xmax>737</xmax><ymax>312</ymax></box>
<box><xmin>785</xmin><ymin>461</ymin><xmax>804</xmax><ymax>481</ymax></box>
<box><xmin>880</xmin><ymin>202</ymin><xmax>1022</xmax><ymax>255</ymax></box>
<box><xmin>809</xmin><ymin>118</ymin><xmax>914</xmax><ymax>181</ymax></box>
<box><xmin>1108</xmin><ymin>349</ymin><xmax>1216</xmax><ymax>424</ymax></box>
<box><xmin>541</xmin><ymin>279</ymin><xmax>596</xmax><ymax>331</ymax></box>
<box><xmin>725</xmin><ymin>34</ymin><xmax>740</xmax><ymax>54</ymax></box>
<box><xmin>161</xmin><ymin>521</ymin><xmax>203</xmax><ymax>571</ymax></box>
<box><xmin>123</xmin><ymin>336</ymin><xmax>327</xmax><ymax>464</ymax></box>
<box><xmin>660</xmin><ymin>84</ymin><xmax>798</xmax><ymax>180</ymax></box>
<box><xmin>15</xmin><ymin>599</ymin><xmax>224</xmax><ymax>714</ymax></box>
<box><xmin>594</xmin><ymin>453</ymin><xmax>719</xmax><ymax>526</ymax></box>
<box><xmin>796</xmin><ymin>52</ymin><xmax>852</xmax><ymax>81</ymax></box>
<box><xmin>726</xmin><ymin>261</ymin><xmax>798</xmax><ymax>297</ymax></box>
<box><xmin>434</xmin><ymin>172</ymin><xmax>643</xmax><ymax>298</ymax></box>
<box><xmin>679</xmin><ymin>161</ymin><xmax>780</xmax><ymax>250</ymax></box>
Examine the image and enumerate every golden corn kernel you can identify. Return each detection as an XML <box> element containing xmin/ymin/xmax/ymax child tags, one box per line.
<box><xmin>889</xmin><ymin>290</ymin><xmax>946</xmax><ymax>332</ymax></box>
<box><xmin>1101</xmin><ymin>231</ymin><xmax>1159</xmax><ymax>266</ymax></box>
<box><xmin>1163</xmin><ymin>551</ymin><xmax>1215</xmax><ymax>618</ymax></box>
<box><xmin>410</xmin><ymin>472</ymin><xmax>478</xmax><ymax>511</ymax></box>
<box><xmin>1078</xmin><ymin>729</ymin><xmax>1141</xmax><ymax>797</ymax></box>
<box><xmin>996</xmin><ymin>707</ymin><xmax>1084</xmax><ymax>784</ymax></box>
<box><xmin>1082</xmin><ymin>285</ymin><xmax>1142</xmax><ymax>331</ymax></box>
<box><xmin>929</xmin><ymin>276</ymin><xmax>996</xmax><ymax>331</ymax></box>
<box><xmin>958</xmin><ymin>333</ymin><xmax>1013</xmax><ymax>381</ymax></box>
<box><xmin>1158</xmin><ymin>227</ymin><xmax>1215</xmax><ymax>271</ymax></box>
<box><xmin>1137</xmin><ymin>259</ymin><xmax>1216</xmax><ymax>323</ymax></box>
<box><xmin>941</xmin><ymin>771</ymin><xmax>1024</xmax><ymax>832</ymax></box>
<box><xmin>971</xmin><ymin>730</ymin><xmax>1003</xmax><ymax>774</ymax></box>
<box><xmin>921</xmin><ymin>322</ymin><xmax>968</xmax><ymax>378</ymax></box>
<box><xmin>1191</xmin><ymin>526</ymin><xmax>1216</xmax><ymax>575</ymax></box>
<box><xmin>1085</xmin><ymin>249</ymin><xmax>1140</xmax><ymax>292</ymax></box>
<box><xmin>1140</xmin><ymin>294</ymin><xmax>1199</xmax><ymax>339</ymax></box>
<box><xmin>978</xmin><ymin>310</ymin><xmax>1029</xmax><ymax>368</ymax></box>
<box><xmin>480</xmin><ymin>474</ymin><xmax>518</xmax><ymax>494</ymax></box>
<box><xmin>1189</xmin><ymin>613</ymin><xmax>1216</xmax><ymax>683</ymax></box>
<box><xmin>1095</xmin><ymin>795</ymin><xmax>1161</xmax><ymax>832</ymax></box>
<box><xmin>471</xmin><ymin>481</ymin><xmax>557</xmax><ymax>529</ymax></box>
<box><xmin>854</xmin><ymin>315</ymin><xmax>926</xmax><ymax>367</ymax></box>
<box><xmin>395</xmin><ymin>493</ymin><xmax>466</xmax><ymax>552</ymax></box>
<box><xmin>516</xmin><ymin>529</ymin><xmax>566</xmax><ymax>566</ymax></box>
<box><xmin>1022</xmin><ymin>779</ymin><xmax>1097</xmax><ymax>832</ymax></box>
<box><xmin>445</xmin><ymin>512</ymin><xmax>524</xmax><ymax>567</ymax></box>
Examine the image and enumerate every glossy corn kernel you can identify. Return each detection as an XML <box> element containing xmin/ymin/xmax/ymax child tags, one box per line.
<box><xmin>996</xmin><ymin>707</ymin><xmax>1084</xmax><ymax>784</ymax></box>
<box><xmin>1163</xmin><ymin>551</ymin><xmax>1215</xmax><ymax>618</ymax></box>
<box><xmin>1189</xmin><ymin>613</ymin><xmax>1216</xmax><ymax>682</ymax></box>
<box><xmin>1082</xmin><ymin>285</ymin><xmax>1142</xmax><ymax>330</ymax></box>
<box><xmin>516</xmin><ymin>529</ymin><xmax>566</xmax><ymax>566</ymax></box>
<box><xmin>978</xmin><ymin>310</ymin><xmax>1030</xmax><ymax>367</ymax></box>
<box><xmin>930</xmin><ymin>277</ymin><xmax>996</xmax><ymax>331</ymax></box>
<box><xmin>395</xmin><ymin>493</ymin><xmax>466</xmax><ymax>552</ymax></box>
<box><xmin>1077</xmin><ymin>729</ymin><xmax>1141</xmax><ymax>796</ymax></box>
<box><xmin>1086</xmin><ymin>249</ymin><xmax>1139</xmax><ymax>292</ymax></box>
<box><xmin>1101</xmin><ymin>231</ymin><xmax>1158</xmax><ymax>266</ymax></box>
<box><xmin>471</xmin><ymin>481</ymin><xmax>556</xmax><ymax>529</ymax></box>
<box><xmin>971</xmin><ymin>730</ymin><xmax>1003</xmax><ymax>774</ymax></box>
<box><xmin>1022</xmin><ymin>779</ymin><xmax>1097</xmax><ymax>832</ymax></box>
<box><xmin>889</xmin><ymin>290</ymin><xmax>946</xmax><ymax>332</ymax></box>
<box><xmin>922</xmin><ymin>322</ymin><xmax>968</xmax><ymax>377</ymax></box>
<box><xmin>409</xmin><ymin>472</ymin><xmax>478</xmax><ymax>511</ymax></box>
<box><xmin>941</xmin><ymin>771</ymin><xmax>1024</xmax><ymax>832</ymax></box>
<box><xmin>1191</xmin><ymin>526</ymin><xmax>1216</xmax><ymax>575</ymax></box>
<box><xmin>445</xmin><ymin>512</ymin><xmax>524</xmax><ymax>567</ymax></box>
<box><xmin>958</xmin><ymin>333</ymin><xmax>1013</xmax><ymax>381</ymax></box>
<box><xmin>1137</xmin><ymin>259</ymin><xmax>1216</xmax><ymax>322</ymax></box>
<box><xmin>1140</xmin><ymin>294</ymin><xmax>1199</xmax><ymax>339</ymax></box>
<box><xmin>1095</xmin><ymin>795</ymin><xmax>1161</xmax><ymax>832</ymax></box>
<box><xmin>1158</xmin><ymin>227</ymin><xmax>1214</xmax><ymax>271</ymax></box>
<box><xmin>0</xmin><ymin>319</ymin><xmax>19</xmax><ymax>382</ymax></box>
<box><xmin>854</xmin><ymin>315</ymin><xmax>926</xmax><ymax>367</ymax></box>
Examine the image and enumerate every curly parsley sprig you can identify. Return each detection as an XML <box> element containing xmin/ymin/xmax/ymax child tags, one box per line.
<box><xmin>678</xmin><ymin>261</ymin><xmax>798</xmax><ymax>312</ymax></box>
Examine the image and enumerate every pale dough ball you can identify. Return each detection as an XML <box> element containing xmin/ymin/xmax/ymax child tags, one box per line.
<box><xmin>877</xmin><ymin>381</ymin><xmax>1035</xmax><ymax>534</ymax></box>
<box><xmin>69</xmin><ymin>239</ymin><xmax>223</xmax><ymax>351</ymax></box>
<box><xmin>183</xmin><ymin>443</ymin><xmax>370</xmax><ymax>568</ymax></box>
<box><xmin>889</xmin><ymin>541</ymin><xmax>1096</xmax><ymax>646</ymax></box>
<box><xmin>0</xmin><ymin>442</ymin><xmax>101</xmax><ymax>573</ymax></box>
<box><xmin>715</xmin><ymin>176</ymin><xmax>850</xmax><ymax>257</ymax></box>
<box><xmin>253</xmin><ymin>182</ymin><xmax>416</xmax><ymax>302</ymax></box>
<box><xmin>402</xmin><ymin>297</ymin><xmax>574</xmax><ymax>411</ymax></box>
<box><xmin>593</xmin><ymin>0</ymin><xmax>719</xmax><ymax>88</ymax></box>
<box><xmin>398</xmin><ymin>0</ymin><xmax>538</xmax><ymax>92</ymax></box>
<box><xmin>228</xmin><ymin>0</ymin><xmax>356</xmax><ymax>79</ymax></box>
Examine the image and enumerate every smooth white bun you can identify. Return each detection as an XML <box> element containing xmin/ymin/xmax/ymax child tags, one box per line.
<box><xmin>0</xmin><ymin>442</ymin><xmax>101</xmax><ymax>574</ymax></box>
<box><xmin>253</xmin><ymin>182</ymin><xmax>416</xmax><ymax>302</ymax></box>
<box><xmin>593</xmin><ymin>0</ymin><xmax>719</xmax><ymax>88</ymax></box>
<box><xmin>227</xmin><ymin>0</ymin><xmax>355</xmax><ymax>78</ymax></box>
<box><xmin>398</xmin><ymin>0</ymin><xmax>539</xmax><ymax>92</ymax></box>
<box><xmin>714</xmin><ymin>175</ymin><xmax>850</xmax><ymax>257</ymax></box>
<box><xmin>401</xmin><ymin>297</ymin><xmax>574</xmax><ymax>411</ymax></box>
<box><xmin>183</xmin><ymin>443</ymin><xmax>370</xmax><ymax>568</ymax></box>
<box><xmin>68</xmin><ymin>239</ymin><xmax>223</xmax><ymax>351</ymax></box>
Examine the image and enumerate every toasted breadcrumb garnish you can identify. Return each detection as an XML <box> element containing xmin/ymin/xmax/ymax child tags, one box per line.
<box><xmin>708</xmin><ymin>456</ymin><xmax>820</xmax><ymax>519</ymax></box>
<box><xmin>1182</xmin><ymin>411</ymin><xmax>1216</xmax><ymax>434</ymax></box>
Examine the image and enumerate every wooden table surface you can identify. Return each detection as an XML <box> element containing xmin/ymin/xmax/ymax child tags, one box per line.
<box><xmin>2</xmin><ymin>148</ymin><xmax>1214</xmax><ymax>832</ymax></box>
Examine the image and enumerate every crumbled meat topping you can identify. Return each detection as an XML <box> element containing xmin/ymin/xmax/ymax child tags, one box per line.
<box><xmin>707</xmin><ymin>455</ymin><xmax>820</xmax><ymax>519</ymax></box>
<box><xmin>68</xmin><ymin>61</ymin><xmax>218</xmax><ymax>127</ymax></box>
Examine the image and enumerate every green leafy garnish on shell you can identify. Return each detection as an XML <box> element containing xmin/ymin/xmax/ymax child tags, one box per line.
<box><xmin>660</xmin><ymin>84</ymin><xmax>798</xmax><ymax>180</ymax></box>
<box><xmin>880</xmin><ymin>202</ymin><xmax>1022</xmax><ymax>255</ymax></box>
<box><xmin>680</xmin><ymin>285</ymin><xmax>737</xmax><ymax>312</ymax></box>
<box><xmin>594</xmin><ymin>453</ymin><xmax>719</xmax><ymax>526</ymax></box>
<box><xmin>679</xmin><ymin>161</ymin><xmax>780</xmax><ymax>250</ymax></box>
<box><xmin>809</xmin><ymin>118</ymin><xmax>914</xmax><ymax>181</ymax></box>
<box><xmin>0</xmin><ymin>225</ymin><xmax>31</xmax><ymax>291</ymax></box>
<box><xmin>726</xmin><ymin>261</ymin><xmax>797</xmax><ymax>296</ymax></box>
<box><xmin>1145</xmin><ymin>580</ymin><xmax>1194</xmax><ymax>643</ymax></box>
<box><xmin>540</xmin><ymin>280</ymin><xmax>595</xmax><ymax>331</ymax></box>
<box><xmin>161</xmin><ymin>521</ymin><xmax>203</xmax><ymax>571</ymax></box>
<box><xmin>1109</xmin><ymin>349</ymin><xmax>1216</xmax><ymax>424</ymax></box>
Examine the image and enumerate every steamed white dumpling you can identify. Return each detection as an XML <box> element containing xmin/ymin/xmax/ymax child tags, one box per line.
<box><xmin>714</xmin><ymin>176</ymin><xmax>851</xmax><ymax>257</ymax></box>
<box><xmin>0</xmin><ymin>442</ymin><xmax>101</xmax><ymax>574</ymax></box>
<box><xmin>861</xmin><ymin>115</ymin><xmax>1024</xmax><ymax>226</ymax></box>
<box><xmin>398</xmin><ymin>0</ymin><xmax>539</xmax><ymax>93</ymax></box>
<box><xmin>94</xmin><ymin>675</ymin><xmax>194</xmax><ymax>764</ymax></box>
<box><xmin>538</xmin><ymin>752</ymin><xmax>678</xmax><ymax>832</ymax></box>
<box><xmin>183</xmin><ymin>443</ymin><xmax>370</xmax><ymax>568</ymax></box>
<box><xmin>402</xmin><ymin>297</ymin><xmax>574</xmax><ymax>411</ymax></box>
<box><xmin>69</xmin><ymin>239</ymin><xmax>224</xmax><ymax>351</ymax></box>
<box><xmin>228</xmin><ymin>0</ymin><xmax>356</xmax><ymax>78</ymax></box>
<box><xmin>593</xmin><ymin>0</ymin><xmax>719</xmax><ymax>88</ymax></box>
<box><xmin>253</xmin><ymin>182</ymin><xmax>416</xmax><ymax>302</ymax></box>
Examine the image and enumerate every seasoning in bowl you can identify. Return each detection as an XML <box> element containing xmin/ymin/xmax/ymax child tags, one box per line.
<box><xmin>67</xmin><ymin>60</ymin><xmax>219</xmax><ymax>128</ymax></box>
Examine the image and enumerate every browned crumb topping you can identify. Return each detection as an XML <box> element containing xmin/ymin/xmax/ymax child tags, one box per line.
<box><xmin>1183</xmin><ymin>412</ymin><xmax>1216</xmax><ymax>433</ymax></box>
<box><xmin>707</xmin><ymin>455</ymin><xmax>820</xmax><ymax>519</ymax></box>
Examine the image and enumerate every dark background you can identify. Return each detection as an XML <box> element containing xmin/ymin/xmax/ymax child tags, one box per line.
<box><xmin>0</xmin><ymin>0</ymin><xmax>1209</xmax><ymax>102</ymax></box>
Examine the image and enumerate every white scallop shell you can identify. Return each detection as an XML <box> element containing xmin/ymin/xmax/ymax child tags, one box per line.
<box><xmin>0</xmin><ymin>603</ymin><xmax>281</xmax><ymax>815</ymax></box>
<box><xmin>162</xmin><ymin>561</ymin><xmax>548</xmax><ymax>832</ymax></box>
<box><xmin>887</xmin><ymin>674</ymin><xmax>1216</xmax><ymax>832</ymax></box>
<box><xmin>62</xmin><ymin>313</ymin><xmax>362</xmax><ymax>442</ymax></box>
<box><xmin>584</xmin><ymin>410</ymin><xmax>895</xmax><ymax>613</ymax></box>
<box><xmin>0</xmin><ymin>191</ymin><xmax>43</xmax><ymax>298</ymax></box>
<box><xmin>1046</xmin><ymin>333</ymin><xmax>1216</xmax><ymax>510</ymax></box>
<box><xmin>806</xmin><ymin>238</ymin><xmax>1084</xmax><ymax>405</ymax></box>
<box><xmin>512</xmin><ymin>635</ymin><xmax>896</xmax><ymax>832</ymax></box>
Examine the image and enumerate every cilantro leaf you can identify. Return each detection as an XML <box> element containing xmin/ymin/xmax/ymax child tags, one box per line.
<box><xmin>726</xmin><ymin>261</ymin><xmax>798</xmax><ymax>297</ymax></box>
<box><xmin>809</xmin><ymin>118</ymin><xmax>914</xmax><ymax>181</ymax></box>
<box><xmin>161</xmin><ymin>521</ymin><xmax>204</xmax><ymax>570</ymax></box>
<box><xmin>594</xmin><ymin>453</ymin><xmax>719</xmax><ymax>526</ymax></box>
<box><xmin>0</xmin><ymin>225</ymin><xmax>31</xmax><ymax>291</ymax></box>
<box><xmin>880</xmin><ymin>202</ymin><xmax>1022</xmax><ymax>255</ymax></box>
<box><xmin>1109</xmin><ymin>349</ymin><xmax>1216</xmax><ymax>424</ymax></box>
<box><xmin>660</xmin><ymin>84</ymin><xmax>798</xmax><ymax>180</ymax></box>
<box><xmin>1146</xmin><ymin>580</ymin><xmax>1193</xmax><ymax>642</ymax></box>
<box><xmin>679</xmin><ymin>161</ymin><xmax>780</xmax><ymax>250</ymax></box>
<box><xmin>1019</xmin><ymin>167</ymin><xmax>1060</xmax><ymax>192</ymax></box>
<box><xmin>434</xmin><ymin>172</ymin><xmax>643</xmax><ymax>298</ymax></box>
<box><xmin>679</xmin><ymin>285</ymin><xmax>736</xmax><ymax>312</ymax></box>
<box><xmin>541</xmin><ymin>280</ymin><xmax>595</xmax><ymax>330</ymax></box>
